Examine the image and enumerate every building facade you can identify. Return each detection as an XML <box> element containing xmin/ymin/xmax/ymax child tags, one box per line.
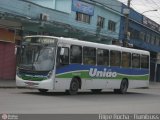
<box><xmin>0</xmin><ymin>0</ymin><xmax>122</xmax><ymax>80</ymax></box>
<box><xmin>120</xmin><ymin>4</ymin><xmax>160</xmax><ymax>82</ymax></box>
<box><xmin>0</xmin><ymin>19</ymin><xmax>22</xmax><ymax>80</ymax></box>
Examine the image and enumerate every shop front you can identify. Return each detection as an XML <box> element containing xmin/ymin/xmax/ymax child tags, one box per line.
<box><xmin>0</xmin><ymin>20</ymin><xmax>22</xmax><ymax>80</ymax></box>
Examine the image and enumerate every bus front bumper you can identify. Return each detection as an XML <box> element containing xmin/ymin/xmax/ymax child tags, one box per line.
<box><xmin>16</xmin><ymin>76</ymin><xmax>54</xmax><ymax>90</ymax></box>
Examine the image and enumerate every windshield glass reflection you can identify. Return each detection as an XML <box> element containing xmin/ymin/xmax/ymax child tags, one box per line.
<box><xmin>19</xmin><ymin>37</ymin><xmax>57</xmax><ymax>72</ymax></box>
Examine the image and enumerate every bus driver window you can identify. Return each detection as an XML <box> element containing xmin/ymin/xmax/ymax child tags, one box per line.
<box><xmin>57</xmin><ymin>47</ymin><xmax>69</xmax><ymax>67</ymax></box>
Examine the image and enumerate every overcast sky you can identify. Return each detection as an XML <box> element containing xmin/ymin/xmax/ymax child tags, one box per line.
<box><xmin>118</xmin><ymin>0</ymin><xmax>160</xmax><ymax>24</ymax></box>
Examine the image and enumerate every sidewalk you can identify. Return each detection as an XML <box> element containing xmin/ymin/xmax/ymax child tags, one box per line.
<box><xmin>149</xmin><ymin>82</ymin><xmax>160</xmax><ymax>89</ymax></box>
<box><xmin>0</xmin><ymin>80</ymin><xmax>16</xmax><ymax>88</ymax></box>
<box><xmin>0</xmin><ymin>80</ymin><xmax>160</xmax><ymax>89</ymax></box>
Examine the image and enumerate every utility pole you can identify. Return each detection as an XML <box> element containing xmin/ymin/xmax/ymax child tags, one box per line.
<box><xmin>123</xmin><ymin>0</ymin><xmax>131</xmax><ymax>47</ymax></box>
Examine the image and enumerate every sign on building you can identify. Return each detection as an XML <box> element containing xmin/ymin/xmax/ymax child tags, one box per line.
<box><xmin>72</xmin><ymin>0</ymin><xmax>94</xmax><ymax>16</ymax></box>
<box><xmin>143</xmin><ymin>16</ymin><xmax>160</xmax><ymax>32</ymax></box>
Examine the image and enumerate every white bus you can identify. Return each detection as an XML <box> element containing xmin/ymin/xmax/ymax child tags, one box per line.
<box><xmin>16</xmin><ymin>35</ymin><xmax>150</xmax><ymax>95</ymax></box>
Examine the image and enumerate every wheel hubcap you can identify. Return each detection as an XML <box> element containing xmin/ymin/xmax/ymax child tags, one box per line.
<box><xmin>71</xmin><ymin>82</ymin><xmax>78</xmax><ymax>91</ymax></box>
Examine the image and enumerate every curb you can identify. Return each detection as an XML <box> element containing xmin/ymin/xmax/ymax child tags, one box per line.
<box><xmin>0</xmin><ymin>81</ymin><xmax>160</xmax><ymax>89</ymax></box>
<box><xmin>0</xmin><ymin>80</ymin><xmax>16</xmax><ymax>88</ymax></box>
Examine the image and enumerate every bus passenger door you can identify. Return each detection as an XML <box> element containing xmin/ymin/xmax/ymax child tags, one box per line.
<box><xmin>55</xmin><ymin>46</ymin><xmax>71</xmax><ymax>90</ymax></box>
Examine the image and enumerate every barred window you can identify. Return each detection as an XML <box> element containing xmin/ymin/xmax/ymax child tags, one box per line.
<box><xmin>76</xmin><ymin>12</ymin><xmax>91</xmax><ymax>24</ymax></box>
<box><xmin>97</xmin><ymin>16</ymin><xmax>105</xmax><ymax>28</ymax></box>
<box><xmin>108</xmin><ymin>20</ymin><xmax>116</xmax><ymax>32</ymax></box>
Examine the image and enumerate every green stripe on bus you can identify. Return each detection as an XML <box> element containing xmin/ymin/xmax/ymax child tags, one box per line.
<box><xmin>56</xmin><ymin>71</ymin><xmax>149</xmax><ymax>80</ymax></box>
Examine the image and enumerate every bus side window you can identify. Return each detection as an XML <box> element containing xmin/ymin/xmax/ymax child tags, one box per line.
<box><xmin>122</xmin><ymin>52</ymin><xmax>131</xmax><ymax>68</ymax></box>
<box><xmin>83</xmin><ymin>47</ymin><xmax>96</xmax><ymax>65</ymax></box>
<box><xmin>132</xmin><ymin>53</ymin><xmax>140</xmax><ymax>68</ymax></box>
<box><xmin>70</xmin><ymin>45</ymin><xmax>82</xmax><ymax>64</ymax></box>
<box><xmin>110</xmin><ymin>50</ymin><xmax>121</xmax><ymax>67</ymax></box>
<box><xmin>97</xmin><ymin>49</ymin><xmax>109</xmax><ymax>66</ymax></box>
<box><xmin>57</xmin><ymin>47</ymin><xmax>69</xmax><ymax>66</ymax></box>
<box><xmin>141</xmin><ymin>55</ymin><xmax>149</xmax><ymax>69</ymax></box>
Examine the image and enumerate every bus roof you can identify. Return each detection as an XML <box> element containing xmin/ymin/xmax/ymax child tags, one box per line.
<box><xmin>25</xmin><ymin>35</ymin><xmax>150</xmax><ymax>55</ymax></box>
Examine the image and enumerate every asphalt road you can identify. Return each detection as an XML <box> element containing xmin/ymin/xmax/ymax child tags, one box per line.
<box><xmin>0</xmin><ymin>88</ymin><xmax>160</xmax><ymax>114</ymax></box>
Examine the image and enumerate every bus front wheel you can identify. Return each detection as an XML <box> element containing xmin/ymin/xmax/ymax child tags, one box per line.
<box><xmin>114</xmin><ymin>79</ymin><xmax>128</xmax><ymax>94</ymax></box>
<box><xmin>66</xmin><ymin>78</ymin><xmax>79</xmax><ymax>95</ymax></box>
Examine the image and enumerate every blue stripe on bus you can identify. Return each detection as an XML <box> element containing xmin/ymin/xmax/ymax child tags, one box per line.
<box><xmin>56</xmin><ymin>64</ymin><xmax>149</xmax><ymax>75</ymax></box>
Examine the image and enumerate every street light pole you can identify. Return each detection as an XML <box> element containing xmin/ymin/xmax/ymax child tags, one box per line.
<box><xmin>142</xmin><ymin>9</ymin><xmax>158</xmax><ymax>14</ymax></box>
<box><xmin>123</xmin><ymin>0</ymin><xmax>131</xmax><ymax>47</ymax></box>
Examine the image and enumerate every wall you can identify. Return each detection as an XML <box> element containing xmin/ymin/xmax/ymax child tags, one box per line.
<box><xmin>27</xmin><ymin>0</ymin><xmax>72</xmax><ymax>13</ymax></box>
<box><xmin>30</xmin><ymin>0</ymin><xmax>56</xmax><ymax>9</ymax></box>
<box><xmin>0</xmin><ymin>42</ymin><xmax>16</xmax><ymax>80</ymax></box>
<box><xmin>92</xmin><ymin>0</ymin><xmax>122</xmax><ymax>12</ymax></box>
<box><xmin>55</xmin><ymin>0</ymin><xmax>72</xmax><ymax>13</ymax></box>
<box><xmin>93</xmin><ymin>4</ymin><xmax>121</xmax><ymax>39</ymax></box>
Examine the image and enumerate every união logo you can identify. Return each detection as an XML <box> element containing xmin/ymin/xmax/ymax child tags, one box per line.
<box><xmin>89</xmin><ymin>68</ymin><xmax>117</xmax><ymax>78</ymax></box>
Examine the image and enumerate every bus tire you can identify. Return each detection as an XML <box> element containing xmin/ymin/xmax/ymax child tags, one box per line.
<box><xmin>114</xmin><ymin>79</ymin><xmax>128</xmax><ymax>94</ymax></box>
<box><xmin>119</xmin><ymin>79</ymin><xmax>128</xmax><ymax>94</ymax></box>
<box><xmin>91</xmin><ymin>89</ymin><xmax>102</xmax><ymax>94</ymax></box>
<box><xmin>66</xmin><ymin>78</ymin><xmax>79</xmax><ymax>95</ymax></box>
<box><xmin>38</xmin><ymin>89</ymin><xmax>48</xmax><ymax>93</ymax></box>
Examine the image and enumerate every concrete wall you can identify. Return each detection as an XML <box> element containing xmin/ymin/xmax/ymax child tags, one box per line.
<box><xmin>30</xmin><ymin>0</ymin><xmax>56</xmax><ymax>9</ymax></box>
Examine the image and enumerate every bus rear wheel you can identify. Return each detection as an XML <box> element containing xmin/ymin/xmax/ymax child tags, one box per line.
<box><xmin>114</xmin><ymin>79</ymin><xmax>128</xmax><ymax>94</ymax></box>
<box><xmin>38</xmin><ymin>89</ymin><xmax>48</xmax><ymax>93</ymax></box>
<box><xmin>66</xmin><ymin>78</ymin><xmax>79</xmax><ymax>95</ymax></box>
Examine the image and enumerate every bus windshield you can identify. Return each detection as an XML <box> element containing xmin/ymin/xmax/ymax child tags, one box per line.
<box><xmin>19</xmin><ymin>37</ymin><xmax>58</xmax><ymax>72</ymax></box>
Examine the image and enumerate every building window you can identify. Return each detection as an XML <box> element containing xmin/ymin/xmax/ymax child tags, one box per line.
<box><xmin>144</xmin><ymin>32</ymin><xmax>147</xmax><ymax>42</ymax></box>
<box><xmin>76</xmin><ymin>12</ymin><xmax>91</xmax><ymax>23</ymax></box>
<box><xmin>146</xmin><ymin>33</ymin><xmax>150</xmax><ymax>43</ymax></box>
<box><xmin>97</xmin><ymin>16</ymin><xmax>105</xmax><ymax>28</ymax></box>
<box><xmin>97</xmin><ymin>49</ymin><xmax>109</xmax><ymax>66</ymax></box>
<box><xmin>151</xmin><ymin>34</ymin><xmax>155</xmax><ymax>44</ymax></box>
<box><xmin>108</xmin><ymin>20</ymin><xmax>116</xmax><ymax>32</ymax></box>
<box><xmin>110</xmin><ymin>50</ymin><xmax>121</xmax><ymax>67</ymax></box>
<box><xmin>133</xmin><ymin>29</ymin><xmax>139</xmax><ymax>39</ymax></box>
<box><xmin>140</xmin><ymin>32</ymin><xmax>145</xmax><ymax>41</ymax></box>
<box><xmin>155</xmin><ymin>36</ymin><xmax>159</xmax><ymax>46</ymax></box>
<box><xmin>132</xmin><ymin>53</ymin><xmax>140</xmax><ymax>68</ymax></box>
<box><xmin>70</xmin><ymin>45</ymin><xmax>82</xmax><ymax>64</ymax></box>
<box><xmin>83</xmin><ymin>47</ymin><xmax>96</xmax><ymax>65</ymax></box>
